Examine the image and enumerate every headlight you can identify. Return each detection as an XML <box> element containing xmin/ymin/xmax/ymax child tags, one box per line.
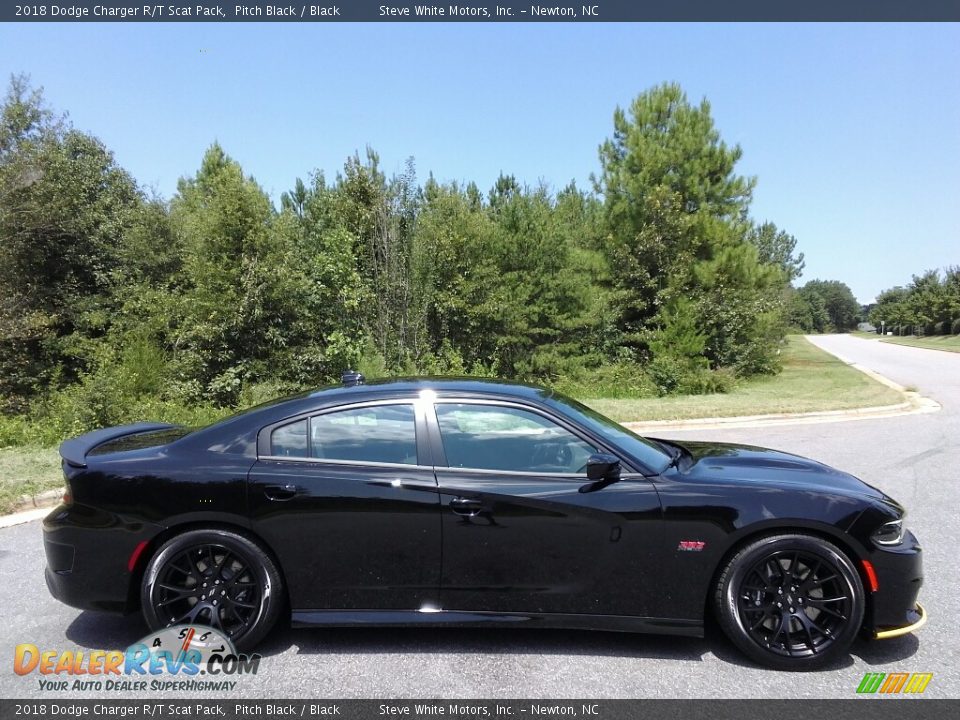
<box><xmin>872</xmin><ymin>518</ymin><xmax>905</xmax><ymax>546</ymax></box>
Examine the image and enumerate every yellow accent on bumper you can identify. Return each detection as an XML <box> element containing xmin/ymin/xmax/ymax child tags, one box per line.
<box><xmin>875</xmin><ymin>603</ymin><xmax>927</xmax><ymax>639</ymax></box>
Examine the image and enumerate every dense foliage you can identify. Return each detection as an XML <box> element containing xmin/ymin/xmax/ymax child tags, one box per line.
<box><xmin>867</xmin><ymin>268</ymin><xmax>960</xmax><ymax>336</ymax></box>
<box><xmin>0</xmin><ymin>77</ymin><xmax>805</xmax><ymax>444</ymax></box>
<box><xmin>787</xmin><ymin>279</ymin><xmax>861</xmax><ymax>333</ymax></box>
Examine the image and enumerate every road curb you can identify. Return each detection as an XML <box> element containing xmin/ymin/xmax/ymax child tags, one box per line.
<box><xmin>0</xmin><ymin>505</ymin><xmax>52</xmax><ymax>529</ymax></box>
<box><xmin>0</xmin><ymin>487</ymin><xmax>63</xmax><ymax>528</ymax></box>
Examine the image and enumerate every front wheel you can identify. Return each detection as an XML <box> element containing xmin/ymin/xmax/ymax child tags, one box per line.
<box><xmin>141</xmin><ymin>529</ymin><xmax>283</xmax><ymax>651</ymax></box>
<box><xmin>715</xmin><ymin>534</ymin><xmax>864</xmax><ymax>670</ymax></box>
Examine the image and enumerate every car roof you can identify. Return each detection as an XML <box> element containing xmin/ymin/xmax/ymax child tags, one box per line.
<box><xmin>292</xmin><ymin>377</ymin><xmax>555</xmax><ymax>413</ymax></box>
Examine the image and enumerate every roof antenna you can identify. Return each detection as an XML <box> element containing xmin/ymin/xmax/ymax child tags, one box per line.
<box><xmin>341</xmin><ymin>369</ymin><xmax>365</xmax><ymax>387</ymax></box>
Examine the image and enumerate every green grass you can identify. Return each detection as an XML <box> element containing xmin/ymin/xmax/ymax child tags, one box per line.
<box><xmin>0</xmin><ymin>446</ymin><xmax>62</xmax><ymax>515</ymax></box>
<box><xmin>877</xmin><ymin>334</ymin><xmax>960</xmax><ymax>353</ymax></box>
<box><xmin>582</xmin><ymin>335</ymin><xmax>904</xmax><ymax>422</ymax></box>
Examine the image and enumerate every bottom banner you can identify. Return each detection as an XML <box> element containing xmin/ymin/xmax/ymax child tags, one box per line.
<box><xmin>1</xmin><ymin>700</ymin><xmax>957</xmax><ymax>720</ymax></box>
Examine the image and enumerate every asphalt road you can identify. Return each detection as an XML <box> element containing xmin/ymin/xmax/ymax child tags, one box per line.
<box><xmin>1</xmin><ymin>334</ymin><xmax>957</xmax><ymax>700</ymax></box>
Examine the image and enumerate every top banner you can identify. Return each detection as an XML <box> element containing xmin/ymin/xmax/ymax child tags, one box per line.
<box><xmin>3</xmin><ymin>1</ymin><xmax>960</xmax><ymax>22</ymax></box>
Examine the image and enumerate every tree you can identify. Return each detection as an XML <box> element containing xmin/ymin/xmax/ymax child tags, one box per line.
<box><xmin>595</xmin><ymin>83</ymin><xmax>786</xmax><ymax>374</ymax></box>
<box><xmin>0</xmin><ymin>75</ymin><xmax>144</xmax><ymax>410</ymax></box>
<box><xmin>869</xmin><ymin>286</ymin><xmax>911</xmax><ymax>334</ymax></box>
<box><xmin>168</xmin><ymin>144</ymin><xmax>361</xmax><ymax>402</ymax></box>
<box><xmin>746</xmin><ymin>221</ymin><xmax>804</xmax><ymax>282</ymax></box>
<box><xmin>797</xmin><ymin>280</ymin><xmax>860</xmax><ymax>332</ymax></box>
<box><xmin>787</xmin><ymin>285</ymin><xmax>830</xmax><ymax>332</ymax></box>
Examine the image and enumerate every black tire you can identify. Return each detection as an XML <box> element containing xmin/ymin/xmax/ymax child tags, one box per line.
<box><xmin>714</xmin><ymin>533</ymin><xmax>864</xmax><ymax>671</ymax></box>
<box><xmin>141</xmin><ymin>528</ymin><xmax>283</xmax><ymax>651</ymax></box>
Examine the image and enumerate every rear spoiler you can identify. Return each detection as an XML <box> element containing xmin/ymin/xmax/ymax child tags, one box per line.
<box><xmin>59</xmin><ymin>422</ymin><xmax>177</xmax><ymax>468</ymax></box>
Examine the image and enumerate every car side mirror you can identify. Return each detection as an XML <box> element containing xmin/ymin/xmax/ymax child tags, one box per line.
<box><xmin>580</xmin><ymin>453</ymin><xmax>622</xmax><ymax>493</ymax></box>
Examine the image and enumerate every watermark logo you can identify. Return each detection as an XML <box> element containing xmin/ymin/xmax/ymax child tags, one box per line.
<box><xmin>14</xmin><ymin>625</ymin><xmax>260</xmax><ymax>693</ymax></box>
<box><xmin>856</xmin><ymin>672</ymin><xmax>933</xmax><ymax>695</ymax></box>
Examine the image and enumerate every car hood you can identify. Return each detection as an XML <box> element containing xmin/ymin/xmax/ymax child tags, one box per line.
<box><xmin>660</xmin><ymin>439</ymin><xmax>894</xmax><ymax>504</ymax></box>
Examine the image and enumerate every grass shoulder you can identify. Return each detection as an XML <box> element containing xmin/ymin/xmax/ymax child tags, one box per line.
<box><xmin>583</xmin><ymin>335</ymin><xmax>903</xmax><ymax>422</ymax></box>
<box><xmin>877</xmin><ymin>334</ymin><xmax>960</xmax><ymax>354</ymax></box>
<box><xmin>0</xmin><ymin>446</ymin><xmax>62</xmax><ymax>515</ymax></box>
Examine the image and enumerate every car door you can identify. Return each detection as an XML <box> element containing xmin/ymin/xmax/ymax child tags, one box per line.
<box><xmin>248</xmin><ymin>399</ymin><xmax>441</xmax><ymax>612</ymax></box>
<box><xmin>429</xmin><ymin>400</ymin><xmax>665</xmax><ymax>618</ymax></box>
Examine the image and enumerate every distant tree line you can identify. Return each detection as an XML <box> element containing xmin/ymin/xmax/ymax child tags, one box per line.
<box><xmin>0</xmin><ymin>76</ymin><xmax>807</xmax><ymax>443</ymax></box>
<box><xmin>866</xmin><ymin>269</ymin><xmax>960</xmax><ymax>336</ymax></box>
<box><xmin>786</xmin><ymin>279</ymin><xmax>861</xmax><ymax>333</ymax></box>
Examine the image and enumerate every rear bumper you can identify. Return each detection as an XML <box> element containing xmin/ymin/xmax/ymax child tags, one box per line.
<box><xmin>43</xmin><ymin>503</ymin><xmax>162</xmax><ymax>614</ymax></box>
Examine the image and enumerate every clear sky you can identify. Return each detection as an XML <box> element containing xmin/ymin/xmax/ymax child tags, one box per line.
<box><xmin>1</xmin><ymin>22</ymin><xmax>957</xmax><ymax>303</ymax></box>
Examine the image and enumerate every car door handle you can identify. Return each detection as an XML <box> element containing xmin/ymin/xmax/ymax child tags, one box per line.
<box><xmin>449</xmin><ymin>497</ymin><xmax>483</xmax><ymax>516</ymax></box>
<box><xmin>264</xmin><ymin>484</ymin><xmax>298</xmax><ymax>501</ymax></box>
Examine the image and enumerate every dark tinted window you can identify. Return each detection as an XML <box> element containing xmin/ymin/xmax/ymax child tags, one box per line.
<box><xmin>543</xmin><ymin>394</ymin><xmax>672</xmax><ymax>473</ymax></box>
<box><xmin>271</xmin><ymin>419</ymin><xmax>308</xmax><ymax>458</ymax></box>
<box><xmin>311</xmin><ymin>404</ymin><xmax>418</xmax><ymax>465</ymax></box>
<box><xmin>435</xmin><ymin>403</ymin><xmax>596</xmax><ymax>473</ymax></box>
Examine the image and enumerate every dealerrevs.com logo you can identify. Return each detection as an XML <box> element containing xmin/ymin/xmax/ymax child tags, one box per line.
<box><xmin>14</xmin><ymin>625</ymin><xmax>260</xmax><ymax>693</ymax></box>
<box><xmin>856</xmin><ymin>672</ymin><xmax>933</xmax><ymax>695</ymax></box>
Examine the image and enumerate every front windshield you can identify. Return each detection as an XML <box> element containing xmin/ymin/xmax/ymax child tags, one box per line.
<box><xmin>545</xmin><ymin>394</ymin><xmax>672</xmax><ymax>474</ymax></box>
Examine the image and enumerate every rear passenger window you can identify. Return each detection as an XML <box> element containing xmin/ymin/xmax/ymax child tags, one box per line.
<box><xmin>311</xmin><ymin>404</ymin><xmax>418</xmax><ymax>465</ymax></box>
<box><xmin>271</xmin><ymin>419</ymin><xmax>308</xmax><ymax>457</ymax></box>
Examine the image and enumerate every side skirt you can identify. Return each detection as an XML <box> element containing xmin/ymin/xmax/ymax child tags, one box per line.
<box><xmin>290</xmin><ymin>609</ymin><xmax>703</xmax><ymax>637</ymax></box>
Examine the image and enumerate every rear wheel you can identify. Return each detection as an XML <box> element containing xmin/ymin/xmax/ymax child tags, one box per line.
<box><xmin>141</xmin><ymin>529</ymin><xmax>283</xmax><ymax>650</ymax></box>
<box><xmin>715</xmin><ymin>534</ymin><xmax>864</xmax><ymax>670</ymax></box>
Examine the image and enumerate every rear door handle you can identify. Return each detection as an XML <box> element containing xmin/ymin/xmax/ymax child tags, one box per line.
<box><xmin>449</xmin><ymin>497</ymin><xmax>483</xmax><ymax>517</ymax></box>
<box><xmin>264</xmin><ymin>484</ymin><xmax>298</xmax><ymax>501</ymax></box>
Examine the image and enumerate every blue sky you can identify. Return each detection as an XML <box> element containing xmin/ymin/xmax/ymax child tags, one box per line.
<box><xmin>1</xmin><ymin>22</ymin><xmax>957</xmax><ymax>303</ymax></box>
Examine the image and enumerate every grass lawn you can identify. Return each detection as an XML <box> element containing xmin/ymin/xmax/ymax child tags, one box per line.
<box><xmin>583</xmin><ymin>335</ymin><xmax>904</xmax><ymax>423</ymax></box>
<box><xmin>878</xmin><ymin>334</ymin><xmax>960</xmax><ymax>353</ymax></box>
<box><xmin>0</xmin><ymin>446</ymin><xmax>62</xmax><ymax>515</ymax></box>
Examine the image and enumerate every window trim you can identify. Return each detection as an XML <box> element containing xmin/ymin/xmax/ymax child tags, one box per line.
<box><xmin>427</xmin><ymin>398</ymin><xmax>636</xmax><ymax>477</ymax></box>
<box><xmin>257</xmin><ymin>398</ymin><xmax>430</xmax><ymax>468</ymax></box>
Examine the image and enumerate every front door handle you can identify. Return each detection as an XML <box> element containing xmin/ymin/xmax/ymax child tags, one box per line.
<box><xmin>264</xmin><ymin>484</ymin><xmax>298</xmax><ymax>501</ymax></box>
<box><xmin>449</xmin><ymin>497</ymin><xmax>483</xmax><ymax>517</ymax></box>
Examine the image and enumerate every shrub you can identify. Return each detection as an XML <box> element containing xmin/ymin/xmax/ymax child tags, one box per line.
<box><xmin>680</xmin><ymin>366</ymin><xmax>736</xmax><ymax>395</ymax></box>
<box><xmin>550</xmin><ymin>362</ymin><xmax>657</xmax><ymax>400</ymax></box>
<box><xmin>0</xmin><ymin>415</ymin><xmax>38</xmax><ymax>448</ymax></box>
<box><xmin>953</xmin><ymin>318</ymin><xmax>960</xmax><ymax>335</ymax></box>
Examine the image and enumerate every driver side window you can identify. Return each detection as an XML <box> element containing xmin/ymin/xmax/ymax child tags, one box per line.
<box><xmin>435</xmin><ymin>403</ymin><xmax>596</xmax><ymax>474</ymax></box>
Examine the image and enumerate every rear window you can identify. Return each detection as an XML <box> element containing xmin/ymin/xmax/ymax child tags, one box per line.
<box><xmin>88</xmin><ymin>428</ymin><xmax>192</xmax><ymax>456</ymax></box>
<box><xmin>311</xmin><ymin>405</ymin><xmax>418</xmax><ymax>465</ymax></box>
<box><xmin>271</xmin><ymin>419</ymin><xmax>308</xmax><ymax>458</ymax></box>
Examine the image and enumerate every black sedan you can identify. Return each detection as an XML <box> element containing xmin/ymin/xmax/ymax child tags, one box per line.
<box><xmin>43</xmin><ymin>376</ymin><xmax>925</xmax><ymax>670</ymax></box>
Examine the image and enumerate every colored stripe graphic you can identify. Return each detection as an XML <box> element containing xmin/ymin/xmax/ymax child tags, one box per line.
<box><xmin>857</xmin><ymin>673</ymin><xmax>886</xmax><ymax>693</ymax></box>
<box><xmin>856</xmin><ymin>672</ymin><xmax>932</xmax><ymax>694</ymax></box>
<box><xmin>880</xmin><ymin>673</ymin><xmax>909</xmax><ymax>693</ymax></box>
<box><xmin>903</xmin><ymin>673</ymin><xmax>933</xmax><ymax>694</ymax></box>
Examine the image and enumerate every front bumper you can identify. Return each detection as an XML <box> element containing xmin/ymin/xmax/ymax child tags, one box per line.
<box><xmin>874</xmin><ymin>602</ymin><xmax>927</xmax><ymax>639</ymax></box>
<box><xmin>863</xmin><ymin>528</ymin><xmax>924</xmax><ymax>637</ymax></box>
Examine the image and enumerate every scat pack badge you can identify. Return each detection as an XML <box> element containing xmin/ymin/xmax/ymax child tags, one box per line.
<box><xmin>14</xmin><ymin>625</ymin><xmax>260</xmax><ymax>693</ymax></box>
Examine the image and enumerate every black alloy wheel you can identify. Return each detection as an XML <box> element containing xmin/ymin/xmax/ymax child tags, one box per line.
<box><xmin>715</xmin><ymin>534</ymin><xmax>864</xmax><ymax>670</ymax></box>
<box><xmin>142</xmin><ymin>529</ymin><xmax>283</xmax><ymax>650</ymax></box>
